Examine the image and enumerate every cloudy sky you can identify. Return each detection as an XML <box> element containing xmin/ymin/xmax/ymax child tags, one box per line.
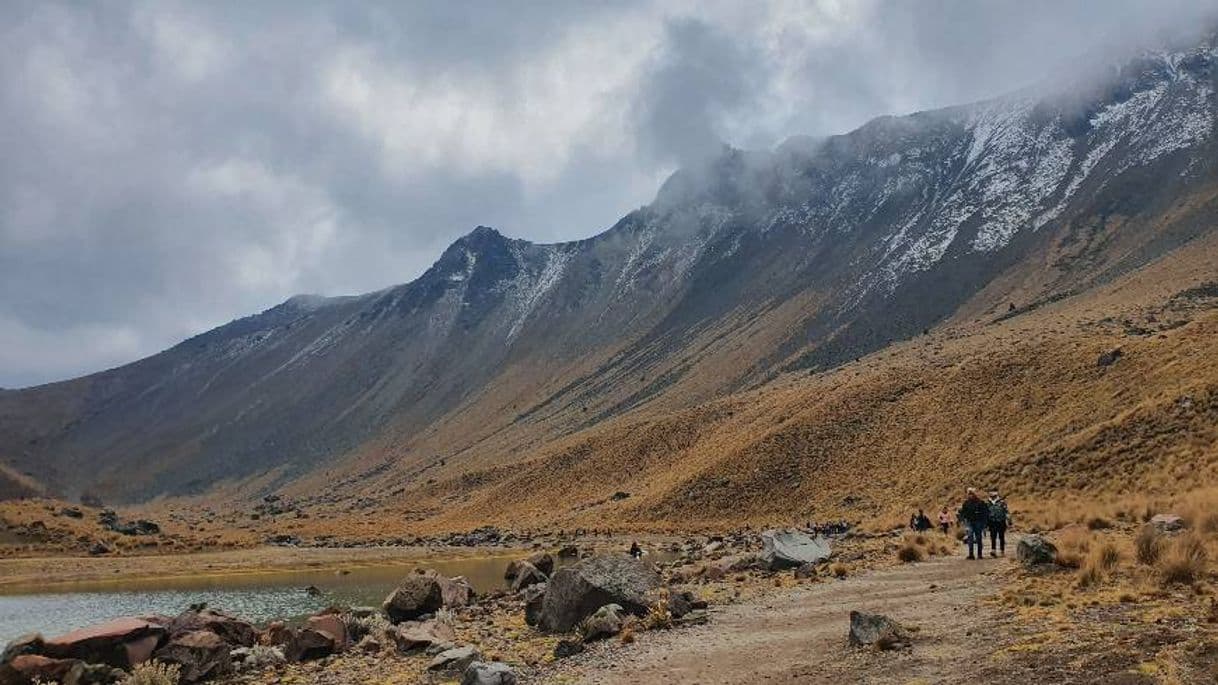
<box><xmin>2</xmin><ymin>0</ymin><xmax>1216</xmax><ymax>388</ymax></box>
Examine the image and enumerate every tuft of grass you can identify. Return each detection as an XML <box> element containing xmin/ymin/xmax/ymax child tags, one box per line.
<box><xmin>123</xmin><ymin>661</ymin><xmax>181</xmax><ymax>685</ymax></box>
<box><xmin>644</xmin><ymin>589</ymin><xmax>673</xmax><ymax>630</ymax></box>
<box><xmin>1076</xmin><ymin>540</ymin><xmax>1121</xmax><ymax>588</ymax></box>
<box><xmin>830</xmin><ymin>563</ymin><xmax>850</xmax><ymax>578</ymax></box>
<box><xmin>1158</xmin><ymin>534</ymin><xmax>1208</xmax><ymax>586</ymax></box>
<box><xmin>619</xmin><ymin>624</ymin><xmax>636</xmax><ymax>644</ymax></box>
<box><xmin>897</xmin><ymin>541</ymin><xmax>924</xmax><ymax>563</ymax></box>
<box><xmin>1135</xmin><ymin>525</ymin><xmax>1165</xmax><ymax>566</ymax></box>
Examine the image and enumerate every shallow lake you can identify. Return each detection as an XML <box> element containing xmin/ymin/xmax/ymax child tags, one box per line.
<box><xmin>0</xmin><ymin>549</ymin><xmax>677</xmax><ymax>643</ymax></box>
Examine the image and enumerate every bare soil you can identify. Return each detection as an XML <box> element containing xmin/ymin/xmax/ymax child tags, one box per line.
<box><xmin>540</xmin><ymin>554</ymin><xmax>1012</xmax><ymax>684</ymax></box>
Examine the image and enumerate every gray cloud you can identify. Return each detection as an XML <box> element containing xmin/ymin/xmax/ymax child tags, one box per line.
<box><xmin>2</xmin><ymin>0</ymin><xmax>1217</xmax><ymax>387</ymax></box>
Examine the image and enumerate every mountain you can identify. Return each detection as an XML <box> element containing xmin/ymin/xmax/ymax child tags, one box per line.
<box><xmin>2</xmin><ymin>37</ymin><xmax>1218</xmax><ymax>511</ymax></box>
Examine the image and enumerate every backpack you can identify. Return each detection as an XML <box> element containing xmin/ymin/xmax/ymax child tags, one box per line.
<box><xmin>988</xmin><ymin>499</ymin><xmax>1008</xmax><ymax>524</ymax></box>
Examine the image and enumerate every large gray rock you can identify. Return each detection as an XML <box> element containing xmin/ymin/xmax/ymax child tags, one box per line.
<box><xmin>1016</xmin><ymin>535</ymin><xmax>1058</xmax><ymax>567</ymax></box>
<box><xmin>382</xmin><ymin>575</ymin><xmax>445</xmax><ymax>623</ymax></box>
<box><xmin>760</xmin><ymin>529</ymin><xmax>832</xmax><ymax>570</ymax></box>
<box><xmin>462</xmin><ymin>661</ymin><xmax>518</xmax><ymax>685</ymax></box>
<box><xmin>390</xmin><ymin>619</ymin><xmax>456</xmax><ymax>654</ymax></box>
<box><xmin>166</xmin><ymin>608</ymin><xmax>257</xmax><ymax>648</ymax></box>
<box><xmin>523</xmin><ymin>583</ymin><xmax>547</xmax><ymax>627</ymax></box>
<box><xmin>427</xmin><ymin>645</ymin><xmax>481</xmax><ymax>674</ymax></box>
<box><xmin>579</xmin><ymin>604</ymin><xmax>624</xmax><ymax>642</ymax></box>
<box><xmin>505</xmin><ymin>552</ymin><xmax>554</xmax><ymax>580</ymax></box>
<box><xmin>538</xmin><ymin>556</ymin><xmax>661</xmax><ymax>632</ymax></box>
<box><xmin>509</xmin><ymin>561</ymin><xmax>548</xmax><ymax>592</ymax></box>
<box><xmin>848</xmin><ymin>611</ymin><xmax>910</xmax><ymax>650</ymax></box>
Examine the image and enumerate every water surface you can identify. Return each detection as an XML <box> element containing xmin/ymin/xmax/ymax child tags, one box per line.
<box><xmin>0</xmin><ymin>550</ymin><xmax>677</xmax><ymax>643</ymax></box>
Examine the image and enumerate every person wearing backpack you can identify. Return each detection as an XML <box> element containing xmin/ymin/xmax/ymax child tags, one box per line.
<box><xmin>958</xmin><ymin>488</ymin><xmax>989</xmax><ymax>560</ymax></box>
<box><xmin>987</xmin><ymin>491</ymin><xmax>1010</xmax><ymax>557</ymax></box>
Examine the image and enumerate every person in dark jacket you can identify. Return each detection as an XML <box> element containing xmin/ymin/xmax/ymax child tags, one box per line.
<box><xmin>987</xmin><ymin>491</ymin><xmax>1010</xmax><ymax>557</ymax></box>
<box><xmin>958</xmin><ymin>488</ymin><xmax>989</xmax><ymax>560</ymax></box>
<box><xmin>629</xmin><ymin>541</ymin><xmax>643</xmax><ymax>559</ymax></box>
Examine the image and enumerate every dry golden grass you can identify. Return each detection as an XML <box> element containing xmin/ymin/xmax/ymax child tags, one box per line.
<box><xmin>1158</xmin><ymin>534</ymin><xmax>1208</xmax><ymax>586</ymax></box>
<box><xmin>1076</xmin><ymin>540</ymin><xmax>1121</xmax><ymax>588</ymax></box>
<box><xmin>1134</xmin><ymin>525</ymin><xmax>1166</xmax><ymax>566</ymax></box>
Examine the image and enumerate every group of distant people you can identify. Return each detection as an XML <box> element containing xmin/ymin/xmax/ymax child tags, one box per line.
<box><xmin>910</xmin><ymin>488</ymin><xmax>1010</xmax><ymax>559</ymax></box>
<box><xmin>804</xmin><ymin>520</ymin><xmax>851</xmax><ymax>537</ymax></box>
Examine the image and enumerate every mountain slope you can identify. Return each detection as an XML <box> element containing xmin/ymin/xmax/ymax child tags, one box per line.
<box><xmin>2</xmin><ymin>38</ymin><xmax>1217</xmax><ymax>505</ymax></box>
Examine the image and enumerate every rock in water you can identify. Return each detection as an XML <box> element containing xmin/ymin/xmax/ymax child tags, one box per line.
<box><xmin>579</xmin><ymin>604</ymin><xmax>624</xmax><ymax>642</ymax></box>
<box><xmin>153</xmin><ymin>630</ymin><xmax>232</xmax><ymax>683</ymax></box>
<box><xmin>538</xmin><ymin>556</ymin><xmax>661</xmax><ymax>632</ymax></box>
<box><xmin>760</xmin><ymin>529</ymin><xmax>832</xmax><ymax>570</ymax></box>
<box><xmin>462</xmin><ymin>661</ymin><xmax>518</xmax><ymax>685</ymax></box>
<box><xmin>383</xmin><ymin>575</ymin><xmax>445</xmax><ymax>623</ymax></box>
<box><xmin>1016</xmin><ymin>535</ymin><xmax>1058</xmax><ymax>567</ymax></box>
<box><xmin>848</xmin><ymin>611</ymin><xmax>911</xmax><ymax>650</ymax></box>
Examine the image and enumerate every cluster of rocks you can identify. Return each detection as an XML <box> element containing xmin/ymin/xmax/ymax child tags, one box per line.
<box><xmin>97</xmin><ymin>510</ymin><xmax>160</xmax><ymax>537</ymax></box>
<box><xmin>0</xmin><ymin>564</ymin><xmax>519</xmax><ymax>685</ymax></box>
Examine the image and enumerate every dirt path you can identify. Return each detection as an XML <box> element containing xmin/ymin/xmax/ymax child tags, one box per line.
<box><xmin>542</xmin><ymin>554</ymin><xmax>1012</xmax><ymax>684</ymax></box>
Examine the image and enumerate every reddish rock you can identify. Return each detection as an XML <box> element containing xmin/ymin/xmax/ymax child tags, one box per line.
<box><xmin>260</xmin><ymin>622</ymin><xmax>294</xmax><ymax>649</ymax></box>
<box><xmin>2</xmin><ymin>654</ymin><xmax>85</xmax><ymax>685</ymax></box>
<box><xmin>284</xmin><ymin>629</ymin><xmax>337</xmax><ymax>662</ymax></box>
<box><xmin>42</xmin><ymin>617</ymin><xmax>166</xmax><ymax>669</ymax></box>
<box><xmin>304</xmin><ymin>615</ymin><xmax>347</xmax><ymax>649</ymax></box>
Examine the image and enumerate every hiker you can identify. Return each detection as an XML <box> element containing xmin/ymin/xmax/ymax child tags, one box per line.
<box><xmin>958</xmin><ymin>488</ymin><xmax>989</xmax><ymax>560</ymax></box>
<box><xmin>987</xmin><ymin>490</ymin><xmax>1010</xmax><ymax>557</ymax></box>
<box><xmin>938</xmin><ymin>507</ymin><xmax>952</xmax><ymax>534</ymax></box>
<box><xmin>629</xmin><ymin>541</ymin><xmax>643</xmax><ymax>559</ymax></box>
<box><xmin>909</xmin><ymin>513</ymin><xmax>918</xmax><ymax>531</ymax></box>
<box><xmin>915</xmin><ymin>509</ymin><xmax>933</xmax><ymax>532</ymax></box>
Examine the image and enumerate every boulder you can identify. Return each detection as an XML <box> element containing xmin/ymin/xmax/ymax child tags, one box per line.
<box><xmin>760</xmin><ymin>529</ymin><xmax>831</xmax><ymax>570</ymax></box>
<box><xmin>382</xmin><ymin>575</ymin><xmax>444</xmax><ymax>623</ymax></box>
<box><xmin>1</xmin><ymin>654</ymin><xmax>85</xmax><ymax>685</ymax></box>
<box><xmin>153</xmin><ymin>630</ymin><xmax>232</xmax><ymax>683</ymax></box>
<box><xmin>167</xmin><ymin>609</ymin><xmax>257</xmax><ymax>648</ymax></box>
<box><xmin>390</xmin><ymin>620</ymin><xmax>456</xmax><ymax>654</ymax></box>
<box><xmin>462</xmin><ymin>661</ymin><xmax>517</xmax><ymax>685</ymax></box>
<box><xmin>528</xmin><ymin>553</ymin><xmax>555</xmax><ymax>576</ymax></box>
<box><xmin>1016</xmin><ymin>535</ymin><xmax>1058</xmax><ymax>567</ymax></box>
<box><xmin>304</xmin><ymin>614</ymin><xmax>347</xmax><ymax>650</ymax></box>
<box><xmin>509</xmin><ymin>562</ymin><xmax>548</xmax><ymax>592</ymax></box>
<box><xmin>579</xmin><ymin>604</ymin><xmax>624</xmax><ymax>642</ymax></box>
<box><xmin>42</xmin><ymin>617</ymin><xmax>167</xmax><ymax>669</ymax></box>
<box><xmin>1150</xmin><ymin>514</ymin><xmax>1186</xmax><ymax>533</ymax></box>
<box><xmin>427</xmin><ymin>645</ymin><xmax>481</xmax><ymax>674</ymax></box>
<box><xmin>538</xmin><ymin>556</ymin><xmax>661</xmax><ymax>632</ymax></box>
<box><xmin>437</xmin><ymin>575</ymin><xmax>476</xmax><ymax>608</ymax></box>
<box><xmin>557</xmin><ymin>545</ymin><xmax>579</xmax><ymax>558</ymax></box>
<box><xmin>259</xmin><ymin>622</ymin><xmax>294</xmax><ymax>649</ymax></box>
<box><xmin>848</xmin><ymin>611</ymin><xmax>910</xmax><ymax>650</ymax></box>
<box><xmin>284</xmin><ymin>628</ymin><xmax>338</xmax><ymax>662</ymax></box>
<box><xmin>522</xmin><ymin>583</ymin><xmax>547</xmax><ymax>627</ymax></box>
<box><xmin>1</xmin><ymin>634</ymin><xmax>45</xmax><ymax>665</ymax></box>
